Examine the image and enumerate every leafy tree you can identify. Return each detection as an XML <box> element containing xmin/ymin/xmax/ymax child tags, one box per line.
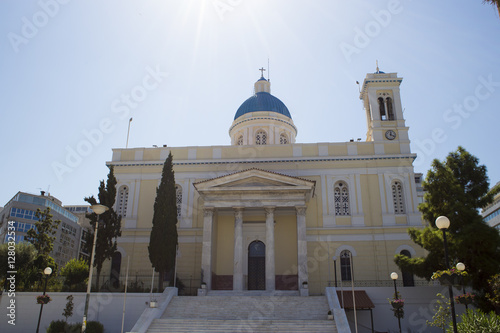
<box><xmin>483</xmin><ymin>0</ymin><xmax>500</xmax><ymax>17</ymax></box>
<box><xmin>453</xmin><ymin>309</ymin><xmax>500</xmax><ymax>333</ymax></box>
<box><xmin>427</xmin><ymin>293</ymin><xmax>451</xmax><ymax>331</ymax></box>
<box><xmin>62</xmin><ymin>295</ymin><xmax>74</xmax><ymax>322</ymax></box>
<box><xmin>149</xmin><ymin>152</ymin><xmax>178</xmax><ymax>291</ymax></box>
<box><xmin>26</xmin><ymin>207</ymin><xmax>60</xmax><ymax>271</ymax></box>
<box><xmin>60</xmin><ymin>259</ymin><xmax>89</xmax><ymax>291</ymax></box>
<box><xmin>395</xmin><ymin>147</ymin><xmax>500</xmax><ymax>311</ymax></box>
<box><xmin>84</xmin><ymin>165</ymin><xmax>122</xmax><ymax>291</ymax></box>
<box><xmin>0</xmin><ymin>242</ymin><xmax>38</xmax><ymax>289</ymax></box>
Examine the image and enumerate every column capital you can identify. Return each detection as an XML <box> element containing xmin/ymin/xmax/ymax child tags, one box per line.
<box><xmin>264</xmin><ymin>207</ymin><xmax>276</xmax><ymax>215</ymax></box>
<box><xmin>296</xmin><ymin>206</ymin><xmax>307</xmax><ymax>216</ymax></box>
<box><xmin>203</xmin><ymin>207</ymin><xmax>215</xmax><ymax>217</ymax></box>
<box><xmin>234</xmin><ymin>207</ymin><xmax>244</xmax><ymax>219</ymax></box>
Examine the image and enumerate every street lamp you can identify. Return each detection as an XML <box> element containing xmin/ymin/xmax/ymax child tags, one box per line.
<box><xmin>82</xmin><ymin>204</ymin><xmax>109</xmax><ymax>333</ymax></box>
<box><xmin>333</xmin><ymin>256</ymin><xmax>338</xmax><ymax>288</ymax></box>
<box><xmin>391</xmin><ymin>272</ymin><xmax>402</xmax><ymax>333</ymax></box>
<box><xmin>36</xmin><ymin>267</ymin><xmax>52</xmax><ymax>333</ymax></box>
<box><xmin>436</xmin><ymin>216</ymin><xmax>458</xmax><ymax>333</ymax></box>
<box><xmin>456</xmin><ymin>262</ymin><xmax>468</xmax><ymax>309</ymax></box>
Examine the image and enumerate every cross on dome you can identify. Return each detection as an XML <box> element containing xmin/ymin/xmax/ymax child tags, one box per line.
<box><xmin>259</xmin><ymin>67</ymin><xmax>266</xmax><ymax>77</ymax></box>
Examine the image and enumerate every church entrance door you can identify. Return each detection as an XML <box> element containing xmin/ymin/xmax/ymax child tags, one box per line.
<box><xmin>248</xmin><ymin>241</ymin><xmax>266</xmax><ymax>290</ymax></box>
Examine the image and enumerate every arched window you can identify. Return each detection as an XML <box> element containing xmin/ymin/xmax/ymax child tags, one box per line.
<box><xmin>378</xmin><ymin>97</ymin><xmax>386</xmax><ymax>120</ymax></box>
<box><xmin>175</xmin><ymin>185</ymin><xmax>182</xmax><ymax>218</ymax></box>
<box><xmin>386</xmin><ymin>97</ymin><xmax>395</xmax><ymax>120</ymax></box>
<box><xmin>255</xmin><ymin>130</ymin><xmax>267</xmax><ymax>145</ymax></box>
<box><xmin>400</xmin><ymin>250</ymin><xmax>415</xmax><ymax>286</ymax></box>
<box><xmin>237</xmin><ymin>135</ymin><xmax>243</xmax><ymax>145</ymax></box>
<box><xmin>334</xmin><ymin>182</ymin><xmax>350</xmax><ymax>216</ymax></box>
<box><xmin>279</xmin><ymin>133</ymin><xmax>289</xmax><ymax>144</ymax></box>
<box><xmin>117</xmin><ymin>186</ymin><xmax>129</xmax><ymax>218</ymax></box>
<box><xmin>392</xmin><ymin>181</ymin><xmax>405</xmax><ymax>214</ymax></box>
<box><xmin>340</xmin><ymin>250</ymin><xmax>352</xmax><ymax>281</ymax></box>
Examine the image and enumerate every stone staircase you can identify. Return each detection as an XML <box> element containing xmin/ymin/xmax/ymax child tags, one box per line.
<box><xmin>147</xmin><ymin>295</ymin><xmax>337</xmax><ymax>332</ymax></box>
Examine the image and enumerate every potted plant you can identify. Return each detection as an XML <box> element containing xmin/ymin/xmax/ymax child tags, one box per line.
<box><xmin>302</xmin><ymin>281</ymin><xmax>308</xmax><ymax>289</ymax></box>
<box><xmin>201</xmin><ymin>282</ymin><xmax>206</xmax><ymax>289</ymax></box>
<box><xmin>327</xmin><ymin>310</ymin><xmax>333</xmax><ymax>320</ymax></box>
<box><xmin>455</xmin><ymin>293</ymin><xmax>475</xmax><ymax>305</ymax></box>
<box><xmin>431</xmin><ymin>268</ymin><xmax>467</xmax><ymax>286</ymax></box>
<box><xmin>36</xmin><ymin>294</ymin><xmax>52</xmax><ymax>305</ymax></box>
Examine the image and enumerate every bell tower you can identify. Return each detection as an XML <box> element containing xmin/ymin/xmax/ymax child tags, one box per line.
<box><xmin>359</xmin><ymin>66</ymin><xmax>410</xmax><ymax>154</ymax></box>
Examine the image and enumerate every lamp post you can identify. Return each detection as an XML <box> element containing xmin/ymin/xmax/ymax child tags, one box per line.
<box><xmin>436</xmin><ymin>216</ymin><xmax>458</xmax><ymax>333</ymax></box>
<box><xmin>333</xmin><ymin>256</ymin><xmax>338</xmax><ymax>288</ymax></box>
<box><xmin>391</xmin><ymin>272</ymin><xmax>402</xmax><ymax>333</ymax></box>
<box><xmin>456</xmin><ymin>262</ymin><xmax>468</xmax><ymax>310</ymax></box>
<box><xmin>36</xmin><ymin>267</ymin><xmax>52</xmax><ymax>333</ymax></box>
<box><xmin>82</xmin><ymin>204</ymin><xmax>109</xmax><ymax>333</ymax></box>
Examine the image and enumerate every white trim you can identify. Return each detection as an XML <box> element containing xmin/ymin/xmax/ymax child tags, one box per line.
<box><xmin>335</xmin><ymin>245</ymin><xmax>357</xmax><ymax>257</ymax></box>
<box><xmin>395</xmin><ymin>245</ymin><xmax>416</xmax><ymax>257</ymax></box>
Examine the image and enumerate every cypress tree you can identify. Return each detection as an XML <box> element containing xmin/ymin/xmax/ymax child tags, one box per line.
<box><xmin>84</xmin><ymin>165</ymin><xmax>122</xmax><ymax>290</ymax></box>
<box><xmin>149</xmin><ymin>152</ymin><xmax>178</xmax><ymax>291</ymax></box>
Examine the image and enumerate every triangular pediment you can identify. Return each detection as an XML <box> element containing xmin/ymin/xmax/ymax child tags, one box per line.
<box><xmin>193</xmin><ymin>168</ymin><xmax>315</xmax><ymax>190</ymax></box>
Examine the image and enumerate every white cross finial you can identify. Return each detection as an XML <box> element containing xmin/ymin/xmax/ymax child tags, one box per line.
<box><xmin>259</xmin><ymin>67</ymin><xmax>266</xmax><ymax>77</ymax></box>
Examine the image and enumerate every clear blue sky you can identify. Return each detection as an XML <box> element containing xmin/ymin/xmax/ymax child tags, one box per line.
<box><xmin>1</xmin><ymin>0</ymin><xmax>499</xmax><ymax>206</ymax></box>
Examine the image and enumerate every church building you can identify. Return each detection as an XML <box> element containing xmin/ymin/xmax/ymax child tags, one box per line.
<box><xmin>105</xmin><ymin>68</ymin><xmax>424</xmax><ymax>295</ymax></box>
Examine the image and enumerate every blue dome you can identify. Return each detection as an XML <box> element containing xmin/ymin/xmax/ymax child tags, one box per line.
<box><xmin>234</xmin><ymin>92</ymin><xmax>291</xmax><ymax>120</ymax></box>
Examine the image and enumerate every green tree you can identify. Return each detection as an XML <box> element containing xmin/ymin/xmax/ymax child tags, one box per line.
<box><xmin>0</xmin><ymin>242</ymin><xmax>38</xmax><ymax>290</ymax></box>
<box><xmin>427</xmin><ymin>293</ymin><xmax>451</xmax><ymax>331</ymax></box>
<box><xmin>148</xmin><ymin>152</ymin><xmax>178</xmax><ymax>291</ymax></box>
<box><xmin>453</xmin><ymin>309</ymin><xmax>500</xmax><ymax>333</ymax></box>
<box><xmin>483</xmin><ymin>0</ymin><xmax>500</xmax><ymax>18</ymax></box>
<box><xmin>395</xmin><ymin>147</ymin><xmax>500</xmax><ymax>311</ymax></box>
<box><xmin>62</xmin><ymin>295</ymin><xmax>74</xmax><ymax>322</ymax></box>
<box><xmin>60</xmin><ymin>258</ymin><xmax>89</xmax><ymax>291</ymax></box>
<box><xmin>84</xmin><ymin>165</ymin><xmax>122</xmax><ymax>291</ymax></box>
<box><xmin>25</xmin><ymin>207</ymin><xmax>60</xmax><ymax>271</ymax></box>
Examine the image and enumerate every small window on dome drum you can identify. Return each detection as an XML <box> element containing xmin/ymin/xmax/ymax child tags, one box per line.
<box><xmin>280</xmin><ymin>133</ymin><xmax>288</xmax><ymax>144</ymax></box>
<box><xmin>256</xmin><ymin>131</ymin><xmax>267</xmax><ymax>145</ymax></box>
<box><xmin>237</xmin><ymin>136</ymin><xmax>243</xmax><ymax>145</ymax></box>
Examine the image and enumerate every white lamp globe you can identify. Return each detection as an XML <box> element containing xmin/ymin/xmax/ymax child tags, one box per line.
<box><xmin>44</xmin><ymin>267</ymin><xmax>52</xmax><ymax>275</ymax></box>
<box><xmin>435</xmin><ymin>216</ymin><xmax>450</xmax><ymax>230</ymax></box>
<box><xmin>456</xmin><ymin>262</ymin><xmax>465</xmax><ymax>271</ymax></box>
<box><xmin>90</xmin><ymin>204</ymin><xmax>109</xmax><ymax>215</ymax></box>
<box><xmin>390</xmin><ymin>272</ymin><xmax>398</xmax><ymax>280</ymax></box>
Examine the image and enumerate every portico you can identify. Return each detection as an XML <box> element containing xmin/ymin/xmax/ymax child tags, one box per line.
<box><xmin>194</xmin><ymin>168</ymin><xmax>315</xmax><ymax>291</ymax></box>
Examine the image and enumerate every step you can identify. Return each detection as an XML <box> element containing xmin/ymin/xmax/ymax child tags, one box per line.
<box><xmin>161</xmin><ymin>295</ymin><xmax>330</xmax><ymax>320</ymax></box>
<box><xmin>148</xmin><ymin>318</ymin><xmax>337</xmax><ymax>333</ymax></box>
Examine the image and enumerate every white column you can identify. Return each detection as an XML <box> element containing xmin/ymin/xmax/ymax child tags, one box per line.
<box><xmin>233</xmin><ymin>208</ymin><xmax>244</xmax><ymax>291</ymax></box>
<box><xmin>201</xmin><ymin>207</ymin><xmax>214</xmax><ymax>290</ymax></box>
<box><xmin>296</xmin><ymin>206</ymin><xmax>308</xmax><ymax>286</ymax></box>
<box><xmin>265</xmin><ymin>207</ymin><xmax>275</xmax><ymax>291</ymax></box>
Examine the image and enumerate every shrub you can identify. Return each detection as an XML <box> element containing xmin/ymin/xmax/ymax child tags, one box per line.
<box><xmin>47</xmin><ymin>320</ymin><xmax>67</xmax><ymax>333</ymax></box>
<box><xmin>451</xmin><ymin>309</ymin><xmax>500</xmax><ymax>333</ymax></box>
<box><xmin>71</xmin><ymin>321</ymin><xmax>104</xmax><ymax>333</ymax></box>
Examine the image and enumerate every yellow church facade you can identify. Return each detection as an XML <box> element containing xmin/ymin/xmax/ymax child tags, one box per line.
<box><xmin>105</xmin><ymin>69</ymin><xmax>425</xmax><ymax>295</ymax></box>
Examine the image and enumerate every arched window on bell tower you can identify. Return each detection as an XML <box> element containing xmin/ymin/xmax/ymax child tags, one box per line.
<box><xmin>392</xmin><ymin>181</ymin><xmax>405</xmax><ymax>214</ymax></box>
<box><xmin>117</xmin><ymin>185</ymin><xmax>129</xmax><ymax>218</ymax></box>
<box><xmin>378</xmin><ymin>97</ymin><xmax>386</xmax><ymax>120</ymax></box>
<box><xmin>386</xmin><ymin>97</ymin><xmax>395</xmax><ymax>120</ymax></box>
